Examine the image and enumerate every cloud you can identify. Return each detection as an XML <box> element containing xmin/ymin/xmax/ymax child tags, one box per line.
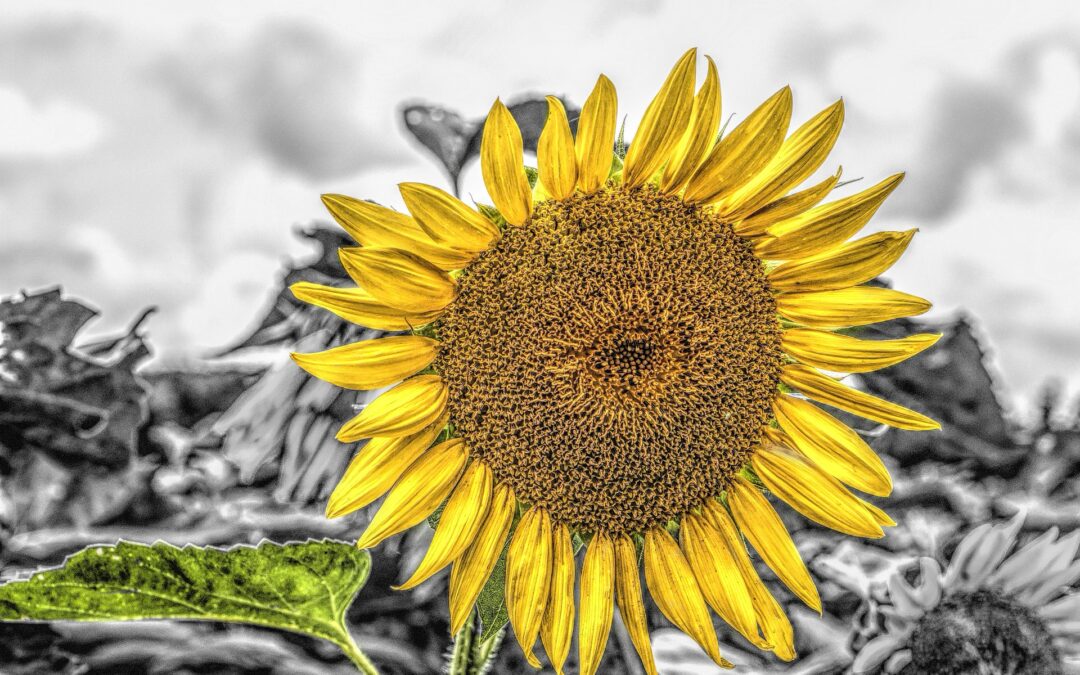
<box><xmin>153</xmin><ymin>21</ymin><xmax>400</xmax><ymax>180</ymax></box>
<box><xmin>0</xmin><ymin>86</ymin><xmax>107</xmax><ymax>160</ymax></box>
<box><xmin>890</xmin><ymin>34</ymin><xmax>1080</xmax><ymax>222</ymax></box>
<box><xmin>889</xmin><ymin>80</ymin><xmax>1025</xmax><ymax>221</ymax></box>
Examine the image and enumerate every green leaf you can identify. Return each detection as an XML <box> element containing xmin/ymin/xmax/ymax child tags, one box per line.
<box><xmin>0</xmin><ymin>540</ymin><xmax>378</xmax><ymax>674</ymax></box>
<box><xmin>523</xmin><ymin>165</ymin><xmax>539</xmax><ymax>189</ymax></box>
<box><xmin>474</xmin><ymin>202</ymin><xmax>507</xmax><ymax>229</ymax></box>
<box><xmin>472</xmin><ymin>504</ymin><xmax>586</xmax><ymax>643</ymax></box>
<box><xmin>475</xmin><ymin>540</ymin><xmax>510</xmax><ymax>643</ymax></box>
<box><xmin>471</xmin><ymin>522</ymin><xmax>589</xmax><ymax>642</ymax></box>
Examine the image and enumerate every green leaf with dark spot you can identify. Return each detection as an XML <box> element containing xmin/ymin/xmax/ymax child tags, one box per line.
<box><xmin>0</xmin><ymin>540</ymin><xmax>377</xmax><ymax>673</ymax></box>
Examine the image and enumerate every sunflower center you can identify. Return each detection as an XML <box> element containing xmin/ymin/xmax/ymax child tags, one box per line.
<box><xmin>434</xmin><ymin>185</ymin><xmax>783</xmax><ymax>533</ymax></box>
<box><xmin>586</xmin><ymin>326</ymin><xmax>676</xmax><ymax>392</ymax></box>
<box><xmin>909</xmin><ymin>589</ymin><xmax>1061</xmax><ymax>675</ymax></box>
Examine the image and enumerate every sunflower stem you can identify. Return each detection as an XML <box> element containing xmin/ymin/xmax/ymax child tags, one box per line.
<box><xmin>447</xmin><ymin>614</ymin><xmax>475</xmax><ymax>675</ymax></box>
<box><xmin>447</xmin><ymin>612</ymin><xmax>502</xmax><ymax>675</ymax></box>
<box><xmin>336</xmin><ymin>631</ymin><xmax>380</xmax><ymax>675</ymax></box>
<box><xmin>469</xmin><ymin>626</ymin><xmax>504</xmax><ymax>675</ymax></box>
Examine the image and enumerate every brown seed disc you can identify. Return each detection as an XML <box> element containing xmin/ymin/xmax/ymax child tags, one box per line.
<box><xmin>434</xmin><ymin>185</ymin><xmax>783</xmax><ymax>533</ymax></box>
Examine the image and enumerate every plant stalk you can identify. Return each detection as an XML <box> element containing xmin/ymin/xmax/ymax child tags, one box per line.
<box><xmin>448</xmin><ymin>614</ymin><xmax>477</xmax><ymax>675</ymax></box>
<box><xmin>337</xmin><ymin>632</ymin><xmax>380</xmax><ymax>675</ymax></box>
<box><xmin>448</xmin><ymin>612</ymin><xmax>503</xmax><ymax>675</ymax></box>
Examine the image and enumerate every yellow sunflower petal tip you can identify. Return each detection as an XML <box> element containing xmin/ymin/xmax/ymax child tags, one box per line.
<box><xmin>292</xmin><ymin>51</ymin><xmax>940</xmax><ymax>675</ymax></box>
<box><xmin>482</xmin><ymin>96</ymin><xmax>533</xmax><ymax>225</ymax></box>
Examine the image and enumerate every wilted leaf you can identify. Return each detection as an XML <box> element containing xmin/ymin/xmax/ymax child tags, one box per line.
<box><xmin>0</xmin><ymin>288</ymin><xmax>151</xmax><ymax>469</ymax></box>
<box><xmin>0</xmin><ymin>540</ymin><xmax>371</xmax><ymax>666</ymax></box>
<box><xmin>219</xmin><ymin>227</ymin><xmax>355</xmax><ymax>354</ymax></box>
<box><xmin>210</xmin><ymin>226</ymin><xmax>372</xmax><ymax>504</ymax></box>
<box><xmin>859</xmin><ymin>314</ymin><xmax>1023</xmax><ymax>473</ymax></box>
<box><xmin>0</xmin><ymin>289</ymin><xmax>157</xmax><ymax>534</ymax></box>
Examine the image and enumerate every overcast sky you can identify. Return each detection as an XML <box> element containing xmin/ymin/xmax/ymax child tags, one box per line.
<box><xmin>1</xmin><ymin>0</ymin><xmax>1078</xmax><ymax>417</ymax></box>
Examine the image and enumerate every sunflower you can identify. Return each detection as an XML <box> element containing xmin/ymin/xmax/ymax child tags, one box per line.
<box><xmin>853</xmin><ymin>515</ymin><xmax>1080</xmax><ymax>674</ymax></box>
<box><xmin>291</xmin><ymin>49</ymin><xmax>940</xmax><ymax>673</ymax></box>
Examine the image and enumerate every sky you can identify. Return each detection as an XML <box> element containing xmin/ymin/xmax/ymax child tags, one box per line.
<box><xmin>1</xmin><ymin>0</ymin><xmax>1078</xmax><ymax>417</ymax></box>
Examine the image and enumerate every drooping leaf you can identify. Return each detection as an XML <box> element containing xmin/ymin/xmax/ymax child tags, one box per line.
<box><xmin>855</xmin><ymin>311</ymin><xmax>1022</xmax><ymax>473</ymax></box>
<box><xmin>0</xmin><ymin>288</ymin><xmax>151</xmax><ymax>469</ymax></box>
<box><xmin>0</xmin><ymin>540</ymin><xmax>372</xmax><ymax>667</ymax></box>
<box><xmin>401</xmin><ymin>103</ymin><xmax>476</xmax><ymax>197</ymax></box>
<box><xmin>218</xmin><ymin>226</ymin><xmax>356</xmax><ymax>354</ymax></box>
<box><xmin>0</xmin><ymin>288</ymin><xmax>157</xmax><ymax>535</ymax></box>
<box><xmin>208</xmin><ymin>225</ymin><xmax>372</xmax><ymax>506</ymax></box>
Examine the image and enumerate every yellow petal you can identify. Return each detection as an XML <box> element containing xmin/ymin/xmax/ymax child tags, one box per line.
<box><xmin>578</xmin><ymin>532</ymin><xmax>616</xmax><ymax>675</ymax></box>
<box><xmin>541</xmin><ymin>524</ymin><xmax>576</xmax><ymax>675</ymax></box>
<box><xmin>715</xmin><ymin>99</ymin><xmax>844</xmax><ymax>221</ymax></box>
<box><xmin>727</xmin><ymin>476</ymin><xmax>821</xmax><ymax>612</ymax></box>
<box><xmin>862</xmin><ymin>500</ymin><xmax>896</xmax><ymax>527</ymax></box>
<box><xmin>781</xmin><ymin>364</ymin><xmax>940</xmax><ymax>430</ymax></box>
<box><xmin>614</xmin><ymin>534</ymin><xmax>658</xmax><ymax>675</ymax></box>
<box><xmin>355</xmin><ymin>438</ymin><xmax>467</xmax><ymax>549</ymax></box>
<box><xmin>399</xmin><ymin>182</ymin><xmax>501</xmax><ymax>251</ymax></box>
<box><xmin>505</xmin><ymin>506</ymin><xmax>553</xmax><ymax>668</ymax></box>
<box><xmin>701</xmin><ymin>501</ymin><xmax>795</xmax><ymax>659</ymax></box>
<box><xmin>781</xmin><ymin>328</ymin><xmax>941</xmax><ymax>374</ymax></box>
<box><xmin>769</xmin><ymin>230</ymin><xmax>916</xmax><ymax>292</ymax></box>
<box><xmin>776</xmin><ymin>286</ymin><xmax>931</xmax><ymax>328</ymax></box>
<box><xmin>623</xmin><ymin>48</ymin><xmax>698</xmax><ymax>188</ymax></box>
<box><xmin>734</xmin><ymin>168</ymin><xmax>841</xmax><ymax>237</ymax></box>
<box><xmin>643</xmin><ymin>528</ymin><xmax>730</xmax><ymax>668</ymax></box>
<box><xmin>661</xmin><ymin>55</ymin><xmax>721</xmax><ymax>194</ymax></box>
<box><xmin>336</xmin><ymin>374</ymin><xmax>448</xmax><ymax>442</ymax></box>
<box><xmin>448</xmin><ymin>483</ymin><xmax>516</xmax><ymax>635</ymax></box>
<box><xmin>290</xmin><ymin>282</ymin><xmax>440</xmax><ymax>331</ymax></box>
<box><xmin>326</xmin><ymin>413</ymin><xmax>447</xmax><ymax>518</ymax></box>
<box><xmin>481</xmin><ymin>99</ymin><xmax>533</xmax><ymax>226</ymax></box>
<box><xmin>751</xmin><ymin>445</ymin><xmax>884</xmax><ymax>538</ymax></box>
<box><xmin>755</xmin><ymin>173</ymin><xmax>904</xmax><ymax>260</ymax></box>
<box><xmin>291</xmin><ymin>335</ymin><xmax>438</xmax><ymax>391</ymax></box>
<box><xmin>745</xmin><ymin>576</ymin><xmax>796</xmax><ymax>661</ymax></box>
<box><xmin>320</xmin><ymin>194</ymin><xmax>474</xmax><ymax>271</ymax></box>
<box><xmin>683</xmin><ymin>86</ymin><xmax>792</xmax><ymax>205</ymax></box>
<box><xmin>396</xmin><ymin>460</ymin><xmax>493</xmax><ymax>590</ymax></box>
<box><xmin>575</xmin><ymin>75</ymin><xmax>618</xmax><ymax>195</ymax></box>
<box><xmin>680</xmin><ymin>513</ymin><xmax>759</xmax><ymax>646</ymax></box>
<box><xmin>538</xmin><ymin>97</ymin><xmax>578</xmax><ymax>201</ymax></box>
<box><xmin>339</xmin><ymin>246</ymin><xmax>456</xmax><ymax>314</ymax></box>
<box><xmin>773</xmin><ymin>395</ymin><xmax>892</xmax><ymax>496</ymax></box>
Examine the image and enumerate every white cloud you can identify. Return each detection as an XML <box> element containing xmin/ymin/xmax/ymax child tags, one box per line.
<box><xmin>0</xmin><ymin>85</ymin><xmax>107</xmax><ymax>159</ymax></box>
<box><xmin>152</xmin><ymin>21</ymin><xmax>403</xmax><ymax>181</ymax></box>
